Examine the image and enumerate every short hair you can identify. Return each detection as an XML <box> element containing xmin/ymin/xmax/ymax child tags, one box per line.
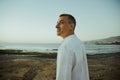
<box><xmin>59</xmin><ymin>14</ymin><xmax>76</xmax><ymax>28</ymax></box>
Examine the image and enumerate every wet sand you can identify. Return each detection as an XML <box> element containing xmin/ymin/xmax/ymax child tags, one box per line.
<box><xmin>0</xmin><ymin>50</ymin><xmax>120</xmax><ymax>80</ymax></box>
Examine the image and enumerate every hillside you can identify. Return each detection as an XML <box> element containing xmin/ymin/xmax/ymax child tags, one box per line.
<box><xmin>98</xmin><ymin>36</ymin><xmax>120</xmax><ymax>42</ymax></box>
<box><xmin>84</xmin><ymin>36</ymin><xmax>120</xmax><ymax>45</ymax></box>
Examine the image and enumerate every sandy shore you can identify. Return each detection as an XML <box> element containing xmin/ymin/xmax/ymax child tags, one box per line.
<box><xmin>0</xmin><ymin>49</ymin><xmax>120</xmax><ymax>80</ymax></box>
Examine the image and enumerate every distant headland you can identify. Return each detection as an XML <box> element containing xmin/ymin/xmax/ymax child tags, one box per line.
<box><xmin>85</xmin><ymin>36</ymin><xmax>120</xmax><ymax>45</ymax></box>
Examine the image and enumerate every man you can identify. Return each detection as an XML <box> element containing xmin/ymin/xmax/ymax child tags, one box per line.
<box><xmin>56</xmin><ymin>14</ymin><xmax>89</xmax><ymax>80</ymax></box>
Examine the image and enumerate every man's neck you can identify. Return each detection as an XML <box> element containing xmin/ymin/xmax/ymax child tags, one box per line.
<box><xmin>62</xmin><ymin>32</ymin><xmax>74</xmax><ymax>39</ymax></box>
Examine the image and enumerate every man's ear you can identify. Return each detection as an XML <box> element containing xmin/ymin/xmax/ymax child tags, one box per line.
<box><xmin>70</xmin><ymin>23</ymin><xmax>74</xmax><ymax>30</ymax></box>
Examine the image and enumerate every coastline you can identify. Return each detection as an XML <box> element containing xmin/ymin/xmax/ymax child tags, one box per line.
<box><xmin>0</xmin><ymin>49</ymin><xmax>120</xmax><ymax>80</ymax></box>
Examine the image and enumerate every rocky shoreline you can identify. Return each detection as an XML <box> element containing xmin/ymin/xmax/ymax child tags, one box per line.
<box><xmin>0</xmin><ymin>49</ymin><xmax>120</xmax><ymax>80</ymax></box>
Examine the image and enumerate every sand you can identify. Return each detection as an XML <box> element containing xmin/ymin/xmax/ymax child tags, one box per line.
<box><xmin>0</xmin><ymin>50</ymin><xmax>120</xmax><ymax>80</ymax></box>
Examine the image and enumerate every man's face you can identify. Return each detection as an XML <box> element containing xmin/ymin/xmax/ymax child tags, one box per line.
<box><xmin>56</xmin><ymin>16</ymin><xmax>72</xmax><ymax>38</ymax></box>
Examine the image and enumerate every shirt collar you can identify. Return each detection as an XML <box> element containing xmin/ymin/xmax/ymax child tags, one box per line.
<box><xmin>63</xmin><ymin>34</ymin><xmax>76</xmax><ymax>42</ymax></box>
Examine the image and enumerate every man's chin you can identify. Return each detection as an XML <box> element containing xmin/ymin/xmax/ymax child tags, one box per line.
<box><xmin>57</xmin><ymin>32</ymin><xmax>60</xmax><ymax>35</ymax></box>
<box><xmin>57</xmin><ymin>33</ymin><xmax>61</xmax><ymax>36</ymax></box>
<box><xmin>57</xmin><ymin>34</ymin><xmax>60</xmax><ymax>36</ymax></box>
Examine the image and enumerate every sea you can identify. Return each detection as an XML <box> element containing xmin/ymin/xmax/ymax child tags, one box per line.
<box><xmin>0</xmin><ymin>43</ymin><xmax>120</xmax><ymax>55</ymax></box>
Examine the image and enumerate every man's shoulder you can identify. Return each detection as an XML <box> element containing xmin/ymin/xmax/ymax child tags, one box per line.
<box><xmin>64</xmin><ymin>36</ymin><xmax>83</xmax><ymax>48</ymax></box>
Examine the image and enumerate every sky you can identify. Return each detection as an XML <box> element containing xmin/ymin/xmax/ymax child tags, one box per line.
<box><xmin>0</xmin><ymin>0</ymin><xmax>120</xmax><ymax>43</ymax></box>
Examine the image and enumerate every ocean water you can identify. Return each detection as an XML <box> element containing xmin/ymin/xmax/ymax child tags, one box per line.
<box><xmin>0</xmin><ymin>43</ymin><xmax>120</xmax><ymax>54</ymax></box>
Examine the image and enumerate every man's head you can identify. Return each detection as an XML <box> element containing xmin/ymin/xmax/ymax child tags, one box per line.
<box><xmin>56</xmin><ymin>14</ymin><xmax>76</xmax><ymax>39</ymax></box>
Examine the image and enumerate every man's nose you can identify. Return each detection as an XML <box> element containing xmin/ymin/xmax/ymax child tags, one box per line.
<box><xmin>56</xmin><ymin>25</ymin><xmax>58</xmax><ymax>28</ymax></box>
<box><xmin>56</xmin><ymin>23</ymin><xmax>59</xmax><ymax>28</ymax></box>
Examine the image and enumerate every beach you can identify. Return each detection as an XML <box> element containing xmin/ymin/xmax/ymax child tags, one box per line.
<box><xmin>0</xmin><ymin>50</ymin><xmax>120</xmax><ymax>80</ymax></box>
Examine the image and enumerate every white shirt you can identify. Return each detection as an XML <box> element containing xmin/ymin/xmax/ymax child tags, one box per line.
<box><xmin>56</xmin><ymin>34</ymin><xmax>89</xmax><ymax>80</ymax></box>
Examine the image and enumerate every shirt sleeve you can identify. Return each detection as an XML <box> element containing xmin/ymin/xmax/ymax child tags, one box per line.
<box><xmin>56</xmin><ymin>46</ymin><xmax>74</xmax><ymax>80</ymax></box>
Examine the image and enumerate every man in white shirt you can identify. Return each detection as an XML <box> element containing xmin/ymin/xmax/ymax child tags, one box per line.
<box><xmin>56</xmin><ymin>14</ymin><xmax>89</xmax><ymax>80</ymax></box>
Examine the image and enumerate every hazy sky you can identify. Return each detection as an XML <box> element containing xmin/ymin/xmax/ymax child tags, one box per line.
<box><xmin>0</xmin><ymin>0</ymin><xmax>120</xmax><ymax>43</ymax></box>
